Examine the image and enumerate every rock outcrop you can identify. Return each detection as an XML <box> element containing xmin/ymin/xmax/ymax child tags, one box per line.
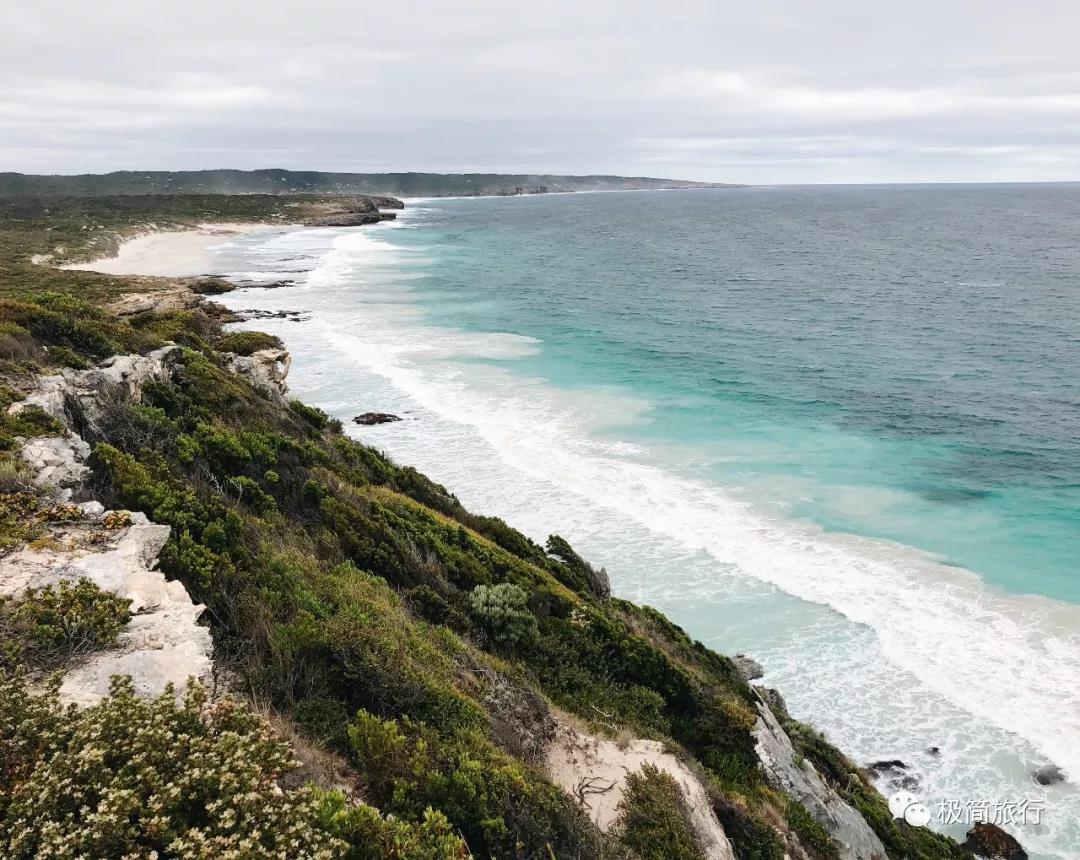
<box><xmin>13</xmin><ymin>344</ymin><xmax>184</xmax><ymax>443</ymax></box>
<box><xmin>224</xmin><ymin>348</ymin><xmax>291</xmax><ymax>400</ymax></box>
<box><xmin>107</xmin><ymin>285</ymin><xmax>203</xmax><ymax>317</ymax></box>
<box><xmin>753</xmin><ymin>691</ymin><xmax>888</xmax><ymax>860</ymax></box>
<box><xmin>302</xmin><ymin>195</ymin><xmax>400</xmax><ymax>227</ymax></box>
<box><xmin>3</xmin><ymin>344</ymin><xmax>214</xmax><ymax>706</ymax></box>
<box><xmin>732</xmin><ymin>653</ymin><xmax>764</xmax><ymax>682</ymax></box>
<box><xmin>0</xmin><ymin>512</ymin><xmax>213</xmax><ymax>706</ymax></box>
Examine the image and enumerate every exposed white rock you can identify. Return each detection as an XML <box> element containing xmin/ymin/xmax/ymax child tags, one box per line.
<box><xmin>20</xmin><ymin>435</ymin><xmax>91</xmax><ymax>499</ymax></box>
<box><xmin>546</xmin><ymin>720</ymin><xmax>736</xmax><ymax>860</ymax></box>
<box><xmin>224</xmin><ymin>348</ymin><xmax>291</xmax><ymax>399</ymax></box>
<box><xmin>107</xmin><ymin>287</ymin><xmax>201</xmax><ymax>317</ymax></box>
<box><xmin>753</xmin><ymin>693</ymin><xmax>888</xmax><ymax>860</ymax></box>
<box><xmin>3</xmin><ymin>346</ymin><xmax>214</xmax><ymax>706</ymax></box>
<box><xmin>10</xmin><ymin>344</ymin><xmax>183</xmax><ymax>439</ymax></box>
<box><xmin>0</xmin><ymin>515</ymin><xmax>213</xmax><ymax>706</ymax></box>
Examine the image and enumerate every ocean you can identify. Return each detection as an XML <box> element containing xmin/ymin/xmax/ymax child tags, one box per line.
<box><xmin>209</xmin><ymin>185</ymin><xmax>1080</xmax><ymax>858</ymax></box>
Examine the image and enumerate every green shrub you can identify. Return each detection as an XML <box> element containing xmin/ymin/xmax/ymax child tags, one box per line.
<box><xmin>469</xmin><ymin>582</ymin><xmax>538</xmax><ymax>650</ymax></box>
<box><xmin>2</xmin><ymin>578</ymin><xmax>131</xmax><ymax>667</ymax></box>
<box><xmin>711</xmin><ymin>798</ymin><xmax>784</xmax><ymax>860</ymax></box>
<box><xmin>313</xmin><ymin>790</ymin><xmax>469</xmax><ymax>859</ymax></box>
<box><xmin>0</xmin><ymin>674</ymin><xmax>346</xmax><ymax>859</ymax></box>
<box><xmin>290</xmin><ymin>399</ymin><xmax>334</xmax><ymax>431</ymax></box>
<box><xmin>348</xmin><ymin>708</ymin><xmax>602</xmax><ymax>859</ymax></box>
<box><xmin>219</xmin><ymin>329</ymin><xmax>283</xmax><ymax>356</ymax></box>
<box><xmin>616</xmin><ymin>764</ymin><xmax>705</xmax><ymax>860</ymax></box>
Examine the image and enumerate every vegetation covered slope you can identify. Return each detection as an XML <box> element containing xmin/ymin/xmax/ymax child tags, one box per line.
<box><xmin>0</xmin><ymin>197</ymin><xmax>965</xmax><ymax>859</ymax></box>
<box><xmin>0</xmin><ymin>170</ymin><xmax>735</xmax><ymax>198</ymax></box>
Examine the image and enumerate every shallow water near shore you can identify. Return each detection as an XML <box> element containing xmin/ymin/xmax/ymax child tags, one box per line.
<box><xmin>210</xmin><ymin>186</ymin><xmax>1080</xmax><ymax>858</ymax></box>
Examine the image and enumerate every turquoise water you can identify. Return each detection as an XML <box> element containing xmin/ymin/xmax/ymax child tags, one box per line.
<box><xmin>211</xmin><ymin>185</ymin><xmax>1080</xmax><ymax>858</ymax></box>
<box><xmin>397</xmin><ymin>186</ymin><xmax>1080</xmax><ymax>602</ymax></box>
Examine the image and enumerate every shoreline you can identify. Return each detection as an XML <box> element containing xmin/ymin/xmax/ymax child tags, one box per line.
<box><xmin>60</xmin><ymin>222</ymin><xmax>286</xmax><ymax>277</ymax></box>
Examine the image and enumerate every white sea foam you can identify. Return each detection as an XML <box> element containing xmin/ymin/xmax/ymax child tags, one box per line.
<box><xmin>213</xmin><ymin>216</ymin><xmax>1080</xmax><ymax>859</ymax></box>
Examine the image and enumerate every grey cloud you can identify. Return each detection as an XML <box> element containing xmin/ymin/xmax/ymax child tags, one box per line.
<box><xmin>2</xmin><ymin>0</ymin><xmax>1078</xmax><ymax>182</ymax></box>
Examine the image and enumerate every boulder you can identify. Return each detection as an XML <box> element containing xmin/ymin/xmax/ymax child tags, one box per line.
<box><xmin>962</xmin><ymin>823</ymin><xmax>1027</xmax><ymax>860</ymax></box>
<box><xmin>354</xmin><ymin>412</ymin><xmax>402</xmax><ymax>425</ymax></box>
<box><xmin>20</xmin><ymin>435</ymin><xmax>91</xmax><ymax>499</ymax></box>
<box><xmin>732</xmin><ymin>653</ymin><xmax>764</xmax><ymax>682</ymax></box>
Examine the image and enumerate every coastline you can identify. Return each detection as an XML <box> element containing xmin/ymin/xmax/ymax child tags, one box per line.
<box><xmin>55</xmin><ymin>211</ymin><xmax>1072</xmax><ymax>857</ymax></box>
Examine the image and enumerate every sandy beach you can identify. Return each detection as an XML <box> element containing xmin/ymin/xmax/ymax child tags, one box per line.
<box><xmin>61</xmin><ymin>223</ymin><xmax>274</xmax><ymax>277</ymax></box>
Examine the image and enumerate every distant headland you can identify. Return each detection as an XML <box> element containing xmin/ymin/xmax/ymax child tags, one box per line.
<box><xmin>0</xmin><ymin>169</ymin><xmax>742</xmax><ymax>198</ymax></box>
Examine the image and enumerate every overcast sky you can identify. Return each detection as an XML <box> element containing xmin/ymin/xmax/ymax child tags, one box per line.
<box><xmin>2</xmin><ymin>1</ymin><xmax>1078</xmax><ymax>183</ymax></box>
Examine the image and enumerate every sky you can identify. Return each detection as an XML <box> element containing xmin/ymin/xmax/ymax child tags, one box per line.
<box><xmin>2</xmin><ymin>1</ymin><xmax>1079</xmax><ymax>184</ymax></box>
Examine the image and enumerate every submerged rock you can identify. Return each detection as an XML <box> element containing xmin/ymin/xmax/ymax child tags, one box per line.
<box><xmin>354</xmin><ymin>412</ymin><xmax>401</xmax><ymax>425</ymax></box>
<box><xmin>867</xmin><ymin>759</ymin><xmax>919</xmax><ymax>792</ymax></box>
<box><xmin>962</xmin><ymin>823</ymin><xmax>1028</xmax><ymax>860</ymax></box>
<box><xmin>1033</xmin><ymin>763</ymin><xmax>1065</xmax><ymax>785</ymax></box>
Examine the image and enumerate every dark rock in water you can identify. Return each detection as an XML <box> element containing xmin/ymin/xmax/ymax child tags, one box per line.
<box><xmin>307</xmin><ymin>211</ymin><xmax>396</xmax><ymax>227</ymax></box>
<box><xmin>732</xmin><ymin>653</ymin><xmax>764</xmax><ymax>682</ymax></box>
<box><xmin>1033</xmin><ymin>763</ymin><xmax>1065</xmax><ymax>785</ymax></box>
<box><xmin>867</xmin><ymin>759</ymin><xmax>919</xmax><ymax>791</ymax></box>
<box><xmin>234</xmin><ymin>308</ymin><xmax>308</xmax><ymax>322</ymax></box>
<box><xmin>963</xmin><ymin>823</ymin><xmax>1028</xmax><ymax>860</ymax></box>
<box><xmin>926</xmin><ymin>746</ymin><xmax>941</xmax><ymax>756</ymax></box>
<box><xmin>354</xmin><ymin>412</ymin><xmax>402</xmax><ymax>426</ymax></box>
<box><xmin>868</xmin><ymin>759</ymin><xmax>908</xmax><ymax>772</ymax></box>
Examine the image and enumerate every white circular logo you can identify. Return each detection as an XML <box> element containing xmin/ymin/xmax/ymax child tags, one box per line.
<box><xmin>888</xmin><ymin>791</ymin><xmax>931</xmax><ymax>827</ymax></box>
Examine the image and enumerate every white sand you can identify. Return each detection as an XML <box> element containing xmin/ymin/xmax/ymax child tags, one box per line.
<box><xmin>61</xmin><ymin>223</ymin><xmax>270</xmax><ymax>277</ymax></box>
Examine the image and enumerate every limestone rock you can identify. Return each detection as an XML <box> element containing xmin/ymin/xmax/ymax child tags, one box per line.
<box><xmin>0</xmin><ymin>514</ymin><xmax>213</xmax><ymax>706</ymax></box>
<box><xmin>3</xmin><ymin>346</ymin><xmax>214</xmax><ymax>706</ymax></box>
<box><xmin>225</xmin><ymin>348</ymin><xmax>291</xmax><ymax>399</ymax></box>
<box><xmin>107</xmin><ymin>287</ymin><xmax>201</xmax><ymax>317</ymax></box>
<box><xmin>753</xmin><ymin>692</ymin><xmax>887</xmax><ymax>860</ymax></box>
<box><xmin>11</xmin><ymin>344</ymin><xmax>183</xmax><ymax>440</ymax></box>
<box><xmin>20</xmin><ymin>435</ymin><xmax>91</xmax><ymax>499</ymax></box>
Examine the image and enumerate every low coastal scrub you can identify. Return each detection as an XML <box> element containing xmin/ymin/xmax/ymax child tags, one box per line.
<box><xmin>0</xmin><ymin>674</ymin><xmax>345</xmax><ymax>858</ymax></box>
<box><xmin>616</xmin><ymin>764</ymin><xmax>705</xmax><ymax>860</ymax></box>
<box><xmin>0</xmin><ymin>578</ymin><xmax>131</xmax><ymax>668</ymax></box>
<box><xmin>0</xmin><ymin>673</ymin><xmax>471</xmax><ymax>859</ymax></box>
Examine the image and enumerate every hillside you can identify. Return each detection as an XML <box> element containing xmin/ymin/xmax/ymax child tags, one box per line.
<box><xmin>0</xmin><ymin>195</ymin><xmax>975</xmax><ymax>860</ymax></box>
<box><xmin>0</xmin><ymin>170</ymin><xmax>737</xmax><ymax>199</ymax></box>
